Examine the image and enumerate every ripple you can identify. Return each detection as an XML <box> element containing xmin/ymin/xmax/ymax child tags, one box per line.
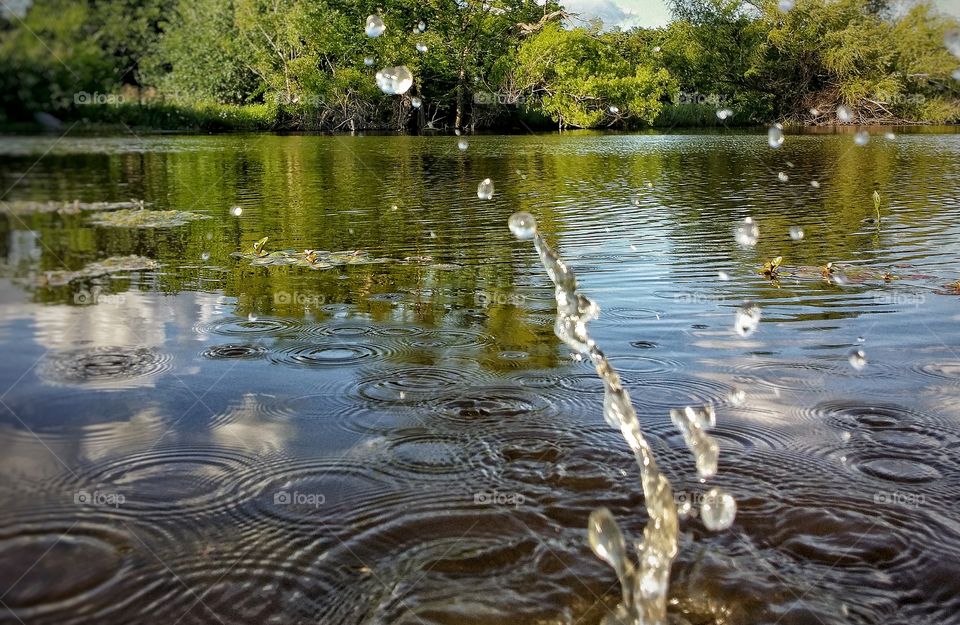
<box><xmin>431</xmin><ymin>384</ymin><xmax>561</xmax><ymax>426</ymax></box>
<box><xmin>400</xmin><ymin>327</ymin><xmax>495</xmax><ymax>350</ymax></box>
<box><xmin>36</xmin><ymin>347</ymin><xmax>172</xmax><ymax>388</ymax></box>
<box><xmin>200</xmin><ymin>343</ymin><xmax>268</xmax><ymax>360</ymax></box>
<box><xmin>268</xmin><ymin>342</ymin><xmax>382</xmax><ymax>368</ymax></box>
<box><xmin>732</xmin><ymin>360</ymin><xmax>839</xmax><ymax>392</ymax></box>
<box><xmin>354</xmin><ymin>366</ymin><xmax>482</xmax><ymax>405</ymax></box>
<box><xmin>602</xmin><ymin>306</ymin><xmax>662</xmax><ymax>322</ymax></box>
<box><xmin>0</xmin><ymin>523</ymin><xmax>130</xmax><ymax>618</ymax></box>
<box><xmin>382</xmin><ymin>431</ymin><xmax>488</xmax><ymax>478</ymax></box>
<box><xmin>913</xmin><ymin>361</ymin><xmax>960</xmax><ymax>384</ymax></box>
<box><xmin>195</xmin><ymin>316</ymin><xmax>302</xmax><ymax>337</ymax></box>
<box><xmin>605</xmin><ymin>354</ymin><xmax>683</xmax><ymax>375</ymax></box>
<box><xmin>853</xmin><ymin>456</ymin><xmax>943</xmax><ymax>484</ymax></box>
<box><xmin>55</xmin><ymin>446</ymin><xmax>258</xmax><ymax>521</ymax></box>
<box><xmin>809</xmin><ymin>400</ymin><xmax>958</xmax><ymax>436</ymax></box>
<box><xmin>630</xmin><ymin>376</ymin><xmax>733</xmax><ymax>411</ymax></box>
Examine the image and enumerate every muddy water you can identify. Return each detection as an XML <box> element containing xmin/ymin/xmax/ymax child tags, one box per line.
<box><xmin>0</xmin><ymin>130</ymin><xmax>959</xmax><ymax>624</ymax></box>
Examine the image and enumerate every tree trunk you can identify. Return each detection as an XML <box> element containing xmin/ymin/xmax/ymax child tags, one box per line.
<box><xmin>455</xmin><ymin>67</ymin><xmax>467</xmax><ymax>130</ymax></box>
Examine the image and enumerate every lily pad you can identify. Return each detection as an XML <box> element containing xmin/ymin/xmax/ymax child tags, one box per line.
<box><xmin>87</xmin><ymin>209</ymin><xmax>209</xmax><ymax>228</ymax></box>
<box><xmin>38</xmin><ymin>255</ymin><xmax>160</xmax><ymax>287</ymax></box>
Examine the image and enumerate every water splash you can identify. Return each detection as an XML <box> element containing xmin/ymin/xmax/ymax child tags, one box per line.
<box><xmin>768</xmin><ymin>124</ymin><xmax>784</xmax><ymax>148</ymax></box>
<box><xmin>478</xmin><ymin>178</ymin><xmax>494</xmax><ymax>200</ymax></box>
<box><xmin>509</xmin><ymin>211</ymin><xmax>678</xmax><ymax>624</ymax></box>
<box><xmin>734</xmin><ymin>217</ymin><xmax>759</xmax><ymax>247</ymax></box>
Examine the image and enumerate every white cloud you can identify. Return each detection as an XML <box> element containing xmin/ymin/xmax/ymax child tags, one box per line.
<box><xmin>564</xmin><ymin>0</ymin><xmax>672</xmax><ymax>30</ymax></box>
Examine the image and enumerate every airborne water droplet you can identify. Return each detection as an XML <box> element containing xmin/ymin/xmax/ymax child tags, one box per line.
<box><xmin>609</xmin><ymin>105</ymin><xmax>620</xmax><ymax>114</ymax></box>
<box><xmin>778</xmin><ymin>0</ymin><xmax>794</xmax><ymax>10</ymax></box>
<box><xmin>630</xmin><ymin>195</ymin><xmax>641</xmax><ymax>207</ymax></box>
<box><xmin>789</xmin><ymin>226</ymin><xmax>805</xmax><ymax>240</ymax></box>
<box><xmin>365</xmin><ymin>14</ymin><xmax>386</xmax><ymax>38</ymax></box>
<box><xmin>854</xmin><ymin>130</ymin><xmax>869</xmax><ymax>146</ymax></box>
<box><xmin>734</xmin><ymin>302</ymin><xmax>761</xmax><ymax>337</ymax></box>
<box><xmin>416</xmin><ymin>42</ymin><xmax>428</xmax><ymax>53</ymax></box>
<box><xmin>718</xmin><ymin>271</ymin><xmax>730</xmax><ymax>281</ymax></box>
<box><xmin>231</xmin><ymin>206</ymin><xmax>243</xmax><ymax>217</ymax></box>
<box><xmin>727</xmin><ymin>387</ymin><xmax>746</xmax><ymax>406</ymax></box>
<box><xmin>248</xmin><ymin>312</ymin><xmax>258</xmax><ymax>322</ymax></box>
<box><xmin>768</xmin><ymin>124</ymin><xmax>784</xmax><ymax>148</ymax></box>
<box><xmin>701</xmin><ymin>488</ymin><xmax>737</xmax><ymax>530</ymax></box>
<box><xmin>849</xmin><ymin>349</ymin><xmax>867</xmax><ymax>370</ymax></box>
<box><xmin>837</xmin><ymin>105</ymin><xmax>853</xmax><ymax>123</ymax></box>
<box><xmin>953</xmin><ymin>68</ymin><xmax>960</xmax><ymax>81</ymax></box>
<box><xmin>944</xmin><ymin>29</ymin><xmax>960</xmax><ymax>58</ymax></box>
<box><xmin>778</xmin><ymin>171</ymin><xmax>789</xmax><ymax>182</ymax></box>
<box><xmin>811</xmin><ymin>180</ymin><xmax>820</xmax><ymax>188</ymax></box>
<box><xmin>735</xmin><ymin>217</ymin><xmax>759</xmax><ymax>247</ymax></box>
<box><xmin>508</xmin><ymin>212</ymin><xmax>537</xmax><ymax>239</ymax></box>
<box><xmin>201</xmin><ymin>251</ymin><xmax>210</xmax><ymax>261</ymax></box>
<box><xmin>375</xmin><ymin>66</ymin><xmax>414</xmax><ymax>95</ymax></box>
<box><xmin>457</xmin><ymin>138</ymin><xmax>469</xmax><ymax>151</ymax></box>
<box><xmin>477</xmin><ymin>178</ymin><xmax>494</xmax><ymax>200</ymax></box>
<box><xmin>716</xmin><ymin>108</ymin><xmax>733</xmax><ymax>120</ymax></box>
<box><xmin>885</xmin><ymin>131</ymin><xmax>896</xmax><ymax>140</ymax></box>
<box><xmin>411</xmin><ymin>96</ymin><xmax>422</xmax><ymax>109</ymax></box>
<box><xmin>418</xmin><ymin>20</ymin><xmax>426</xmax><ymax>32</ymax></box>
<box><xmin>364</xmin><ymin>56</ymin><xmax>375</xmax><ymax>67</ymax></box>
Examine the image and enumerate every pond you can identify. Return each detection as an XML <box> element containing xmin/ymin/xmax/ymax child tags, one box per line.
<box><xmin>0</xmin><ymin>130</ymin><xmax>959</xmax><ymax>625</ymax></box>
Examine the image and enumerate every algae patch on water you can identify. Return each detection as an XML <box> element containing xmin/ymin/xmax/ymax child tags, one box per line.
<box><xmin>38</xmin><ymin>255</ymin><xmax>160</xmax><ymax>287</ymax></box>
<box><xmin>87</xmin><ymin>209</ymin><xmax>209</xmax><ymax>228</ymax></box>
<box><xmin>1</xmin><ymin>199</ymin><xmax>148</xmax><ymax>215</ymax></box>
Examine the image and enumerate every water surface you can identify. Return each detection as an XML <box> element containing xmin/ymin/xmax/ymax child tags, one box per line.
<box><xmin>1</xmin><ymin>131</ymin><xmax>959</xmax><ymax>624</ymax></box>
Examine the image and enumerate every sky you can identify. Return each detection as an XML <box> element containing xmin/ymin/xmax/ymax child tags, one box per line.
<box><xmin>567</xmin><ymin>0</ymin><xmax>960</xmax><ymax>30</ymax></box>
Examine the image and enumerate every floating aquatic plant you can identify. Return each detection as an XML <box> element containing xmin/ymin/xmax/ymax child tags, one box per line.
<box><xmin>758</xmin><ymin>256</ymin><xmax>783</xmax><ymax>278</ymax></box>
<box><xmin>37</xmin><ymin>255</ymin><xmax>160</xmax><ymax>287</ymax></box>
<box><xmin>1</xmin><ymin>199</ymin><xmax>147</xmax><ymax>216</ymax></box>
<box><xmin>87</xmin><ymin>209</ymin><xmax>209</xmax><ymax>228</ymax></box>
<box><xmin>230</xmin><ymin>238</ymin><xmax>456</xmax><ymax>271</ymax></box>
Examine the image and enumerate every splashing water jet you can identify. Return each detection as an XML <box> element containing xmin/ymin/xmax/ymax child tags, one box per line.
<box><xmin>508</xmin><ymin>212</ymin><xmax>737</xmax><ymax>624</ymax></box>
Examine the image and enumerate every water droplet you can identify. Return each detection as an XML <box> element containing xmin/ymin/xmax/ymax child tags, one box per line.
<box><xmin>391</xmin><ymin>205</ymin><xmax>399</xmax><ymax>211</ymax></box>
<box><xmin>653</xmin><ymin>45</ymin><xmax>661</xmax><ymax>52</ymax></box>
<box><xmin>716</xmin><ymin>108</ymin><xmax>733</xmax><ymax>120</ymax></box>
<box><xmin>200</xmin><ymin>251</ymin><xmax>210</xmax><ymax>261</ymax></box>
<box><xmin>375</xmin><ymin>66</ymin><xmax>413</xmax><ymax>95</ymax></box>
<box><xmin>365</xmin><ymin>14</ymin><xmax>386</xmax><ymax>38</ymax></box>
<box><xmin>608</xmin><ymin>105</ymin><xmax>619</xmax><ymax>114</ymax></box>
<box><xmin>727</xmin><ymin>387</ymin><xmax>746</xmax><ymax>406</ymax></box>
<box><xmin>848</xmin><ymin>349</ymin><xmax>867</xmax><ymax>370</ymax></box>
<box><xmin>810</xmin><ymin>107</ymin><xmax>820</xmax><ymax>116</ymax></box>
<box><xmin>734</xmin><ymin>217</ymin><xmax>759</xmax><ymax>247</ymax></box>
<box><xmin>429</xmin><ymin>230</ymin><xmax>436</xmax><ymax>238</ymax></box>
<box><xmin>508</xmin><ymin>212</ymin><xmax>537</xmax><ymax>240</ymax></box>
<box><xmin>734</xmin><ymin>302</ymin><xmax>761</xmax><ymax>337</ymax></box>
<box><xmin>857</xmin><ymin>336</ymin><xmax>865</xmax><ymax>343</ymax></box>
<box><xmin>411</xmin><ymin>96</ymin><xmax>422</xmax><ymax>109</ymax></box>
<box><xmin>945</xmin><ymin>29</ymin><xmax>960</xmax><ymax>58</ymax></box>
<box><xmin>630</xmin><ymin>195</ymin><xmax>641</xmax><ymax>207</ymax></box>
<box><xmin>837</xmin><ymin>105</ymin><xmax>853</xmax><ymax>123</ymax></box>
<box><xmin>789</xmin><ymin>226</ymin><xmax>804</xmax><ymax>240</ymax></box>
<box><xmin>768</xmin><ymin>124</ymin><xmax>784</xmax><ymax>148</ymax></box>
<box><xmin>248</xmin><ymin>312</ymin><xmax>258</xmax><ymax>322</ymax></box>
<box><xmin>515</xmin><ymin>169</ymin><xmax>527</xmax><ymax>180</ymax></box>
<box><xmin>841</xmin><ymin>431</ymin><xmax>852</xmax><ymax>443</ymax></box>
<box><xmin>477</xmin><ymin>178</ymin><xmax>494</xmax><ymax>200</ymax></box>
<box><xmin>418</xmin><ymin>20</ymin><xmax>426</xmax><ymax>32</ymax></box>
<box><xmin>364</xmin><ymin>56</ymin><xmax>375</xmax><ymax>67</ymax></box>
<box><xmin>953</xmin><ymin>68</ymin><xmax>960</xmax><ymax>81</ymax></box>
<box><xmin>854</xmin><ymin>130</ymin><xmax>869</xmax><ymax>146</ymax></box>
<box><xmin>718</xmin><ymin>271</ymin><xmax>730</xmax><ymax>281</ymax></box>
<box><xmin>231</xmin><ymin>206</ymin><xmax>243</xmax><ymax>217</ymax></box>
<box><xmin>629</xmin><ymin>244</ymin><xmax>638</xmax><ymax>252</ymax></box>
<box><xmin>457</xmin><ymin>138</ymin><xmax>469</xmax><ymax>151</ymax></box>
<box><xmin>810</xmin><ymin>180</ymin><xmax>820</xmax><ymax>188</ymax></box>
<box><xmin>416</xmin><ymin>42</ymin><xmax>428</xmax><ymax>53</ymax></box>
<box><xmin>785</xmin><ymin>161</ymin><xmax>794</xmax><ymax>168</ymax></box>
<box><xmin>778</xmin><ymin>171</ymin><xmax>789</xmax><ymax>182</ymax></box>
<box><xmin>701</xmin><ymin>488</ymin><xmax>737</xmax><ymax>530</ymax></box>
<box><xmin>646</xmin><ymin>181</ymin><xmax>653</xmax><ymax>188</ymax></box>
<box><xmin>778</xmin><ymin>0</ymin><xmax>794</xmax><ymax>10</ymax></box>
<box><xmin>678</xmin><ymin>501</ymin><xmax>693</xmax><ymax>518</ymax></box>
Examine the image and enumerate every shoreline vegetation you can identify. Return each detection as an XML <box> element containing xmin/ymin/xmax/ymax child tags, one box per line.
<box><xmin>2</xmin><ymin>0</ymin><xmax>959</xmax><ymax>134</ymax></box>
